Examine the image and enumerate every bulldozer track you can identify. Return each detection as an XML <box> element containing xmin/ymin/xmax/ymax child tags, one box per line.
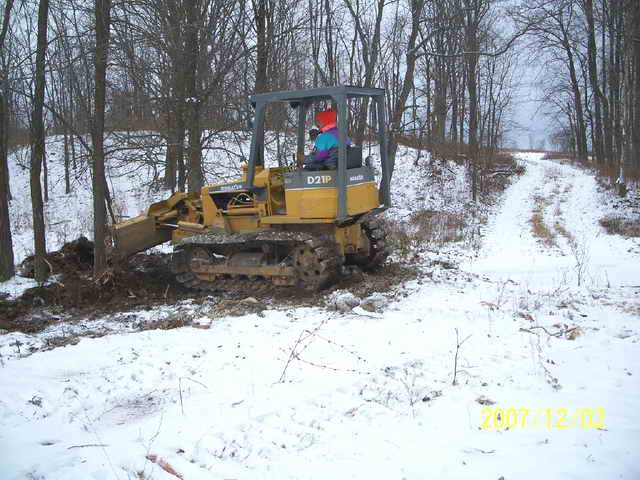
<box><xmin>170</xmin><ymin>233</ymin><xmax>344</xmax><ymax>292</ymax></box>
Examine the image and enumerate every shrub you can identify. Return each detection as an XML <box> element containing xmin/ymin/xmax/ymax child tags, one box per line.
<box><xmin>381</xmin><ymin>210</ymin><xmax>469</xmax><ymax>259</ymax></box>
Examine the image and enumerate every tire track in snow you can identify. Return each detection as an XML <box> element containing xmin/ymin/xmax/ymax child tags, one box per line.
<box><xmin>550</xmin><ymin>161</ymin><xmax>639</xmax><ymax>287</ymax></box>
<box><xmin>467</xmin><ymin>153</ymin><xmax>566</xmax><ymax>286</ymax></box>
<box><xmin>469</xmin><ymin>153</ymin><xmax>638</xmax><ymax>289</ymax></box>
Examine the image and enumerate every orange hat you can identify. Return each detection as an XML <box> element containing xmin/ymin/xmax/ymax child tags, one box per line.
<box><xmin>315</xmin><ymin>109</ymin><xmax>337</xmax><ymax>129</ymax></box>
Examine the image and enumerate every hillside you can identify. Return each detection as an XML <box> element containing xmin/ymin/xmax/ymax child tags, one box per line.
<box><xmin>0</xmin><ymin>139</ymin><xmax>639</xmax><ymax>479</ymax></box>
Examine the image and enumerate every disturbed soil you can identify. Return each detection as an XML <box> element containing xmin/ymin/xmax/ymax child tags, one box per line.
<box><xmin>0</xmin><ymin>239</ymin><xmax>420</xmax><ymax>335</ymax></box>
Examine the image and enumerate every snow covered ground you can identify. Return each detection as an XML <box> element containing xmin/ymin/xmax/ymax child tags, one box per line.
<box><xmin>1</xmin><ymin>151</ymin><xmax>639</xmax><ymax>479</ymax></box>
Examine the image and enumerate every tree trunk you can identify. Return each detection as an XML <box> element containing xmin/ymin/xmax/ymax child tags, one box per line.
<box><xmin>610</xmin><ymin>0</ymin><xmax>623</xmax><ymax>164</ymax></box>
<box><xmin>433</xmin><ymin>70</ymin><xmax>447</xmax><ymax>144</ymax></box>
<box><xmin>0</xmin><ymin>0</ymin><xmax>13</xmax><ymax>206</ymax></box>
<box><xmin>91</xmin><ymin>0</ymin><xmax>112</xmax><ymax>278</ymax></box>
<box><xmin>601</xmin><ymin>0</ymin><xmax>613</xmax><ymax>164</ymax></box>
<box><xmin>465</xmin><ymin>6</ymin><xmax>480</xmax><ymax>202</ymax></box>
<box><xmin>450</xmin><ymin>69</ymin><xmax>458</xmax><ymax>144</ymax></box>
<box><xmin>633</xmin><ymin>0</ymin><xmax>640</xmax><ymax>167</ymax></box>
<box><xmin>0</xmin><ymin>0</ymin><xmax>14</xmax><ymax>280</ymax></box>
<box><xmin>163</xmin><ymin>89</ymin><xmax>180</xmax><ymax>192</ymax></box>
<box><xmin>185</xmin><ymin>0</ymin><xmax>203</xmax><ymax>192</ymax></box>
<box><xmin>566</xmin><ymin>42</ymin><xmax>588</xmax><ymax>161</ymax></box>
<box><xmin>30</xmin><ymin>0</ymin><xmax>50</xmax><ymax>284</ymax></box>
<box><xmin>42</xmin><ymin>146</ymin><xmax>49</xmax><ymax>203</ymax></box>
<box><xmin>0</xmin><ymin>88</ymin><xmax>13</xmax><ymax>281</ymax></box>
<box><xmin>254</xmin><ymin>0</ymin><xmax>268</xmax><ymax>93</ymax></box>
<box><xmin>388</xmin><ymin>0</ymin><xmax>424</xmax><ymax>182</ymax></box>
<box><xmin>164</xmin><ymin>112</ymin><xmax>177</xmax><ymax>192</ymax></box>
<box><xmin>459</xmin><ymin>72</ymin><xmax>466</xmax><ymax>154</ymax></box>
<box><xmin>167</xmin><ymin>58</ymin><xmax>186</xmax><ymax>193</ymax></box>
<box><xmin>63</xmin><ymin>130</ymin><xmax>71</xmax><ymax>194</ymax></box>
<box><xmin>584</xmin><ymin>0</ymin><xmax>604</xmax><ymax>163</ymax></box>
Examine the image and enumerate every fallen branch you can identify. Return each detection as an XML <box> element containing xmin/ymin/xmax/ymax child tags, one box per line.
<box><xmin>519</xmin><ymin>326</ymin><xmax>558</xmax><ymax>337</ymax></box>
<box><xmin>519</xmin><ymin>326</ymin><xmax>580</xmax><ymax>338</ymax></box>
<box><xmin>67</xmin><ymin>443</ymin><xmax>108</xmax><ymax>450</ymax></box>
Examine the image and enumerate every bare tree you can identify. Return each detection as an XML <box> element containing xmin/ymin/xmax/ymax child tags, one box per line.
<box><xmin>184</xmin><ymin>0</ymin><xmax>203</xmax><ymax>192</ymax></box>
<box><xmin>516</xmin><ymin>0</ymin><xmax>589</xmax><ymax>160</ymax></box>
<box><xmin>462</xmin><ymin>0</ymin><xmax>491</xmax><ymax>202</ymax></box>
<box><xmin>30</xmin><ymin>0</ymin><xmax>50</xmax><ymax>283</ymax></box>
<box><xmin>343</xmin><ymin>0</ymin><xmax>386</xmax><ymax>142</ymax></box>
<box><xmin>386</xmin><ymin>0</ymin><xmax>426</xmax><ymax>181</ymax></box>
<box><xmin>0</xmin><ymin>0</ymin><xmax>15</xmax><ymax>281</ymax></box>
<box><xmin>92</xmin><ymin>0</ymin><xmax>112</xmax><ymax>277</ymax></box>
<box><xmin>581</xmin><ymin>0</ymin><xmax>604</xmax><ymax>164</ymax></box>
<box><xmin>628</xmin><ymin>0</ymin><xmax>640</xmax><ymax>169</ymax></box>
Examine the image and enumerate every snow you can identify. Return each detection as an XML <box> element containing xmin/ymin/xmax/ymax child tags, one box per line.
<box><xmin>0</xmin><ymin>275</ymin><xmax>46</xmax><ymax>300</ymax></box>
<box><xmin>1</xmin><ymin>146</ymin><xmax>639</xmax><ymax>479</ymax></box>
<box><xmin>469</xmin><ymin>153</ymin><xmax>639</xmax><ymax>288</ymax></box>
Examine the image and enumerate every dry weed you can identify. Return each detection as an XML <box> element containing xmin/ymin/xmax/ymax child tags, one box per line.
<box><xmin>599</xmin><ymin>215</ymin><xmax>640</xmax><ymax>238</ymax></box>
<box><xmin>530</xmin><ymin>195</ymin><xmax>557</xmax><ymax>247</ymax></box>
<box><xmin>382</xmin><ymin>210</ymin><xmax>469</xmax><ymax>258</ymax></box>
<box><xmin>554</xmin><ymin>222</ymin><xmax>573</xmax><ymax>242</ymax></box>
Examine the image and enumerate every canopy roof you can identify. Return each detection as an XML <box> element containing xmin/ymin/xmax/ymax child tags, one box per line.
<box><xmin>250</xmin><ymin>86</ymin><xmax>385</xmax><ymax>105</ymax></box>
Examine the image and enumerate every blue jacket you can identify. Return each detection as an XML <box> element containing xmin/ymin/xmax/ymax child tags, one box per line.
<box><xmin>315</xmin><ymin>128</ymin><xmax>351</xmax><ymax>161</ymax></box>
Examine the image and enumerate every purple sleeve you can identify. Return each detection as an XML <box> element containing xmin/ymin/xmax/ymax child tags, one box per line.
<box><xmin>315</xmin><ymin>148</ymin><xmax>330</xmax><ymax>161</ymax></box>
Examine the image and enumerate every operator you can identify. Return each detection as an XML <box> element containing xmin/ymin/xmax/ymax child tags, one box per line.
<box><xmin>304</xmin><ymin>109</ymin><xmax>351</xmax><ymax>170</ymax></box>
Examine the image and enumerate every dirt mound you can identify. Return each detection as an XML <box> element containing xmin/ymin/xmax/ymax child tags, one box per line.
<box><xmin>1</xmin><ymin>238</ymin><xmax>420</xmax><ymax>335</ymax></box>
<box><xmin>18</xmin><ymin>236</ymin><xmax>95</xmax><ymax>278</ymax></box>
<box><xmin>1</xmin><ymin>240</ymin><xmax>198</xmax><ymax>333</ymax></box>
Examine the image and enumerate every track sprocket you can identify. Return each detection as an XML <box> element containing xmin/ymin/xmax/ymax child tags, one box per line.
<box><xmin>352</xmin><ymin>217</ymin><xmax>390</xmax><ymax>271</ymax></box>
<box><xmin>292</xmin><ymin>237</ymin><xmax>342</xmax><ymax>290</ymax></box>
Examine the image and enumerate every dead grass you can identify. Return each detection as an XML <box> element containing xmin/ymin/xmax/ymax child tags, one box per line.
<box><xmin>413</xmin><ymin>210</ymin><xmax>467</xmax><ymax>243</ymax></box>
<box><xmin>599</xmin><ymin>215</ymin><xmax>640</xmax><ymax>237</ymax></box>
<box><xmin>479</xmin><ymin>154</ymin><xmax>526</xmax><ymax>199</ymax></box>
<box><xmin>431</xmin><ymin>142</ymin><xmax>469</xmax><ymax>165</ymax></box>
<box><xmin>382</xmin><ymin>210</ymin><xmax>469</xmax><ymax>258</ymax></box>
<box><xmin>540</xmin><ymin>152</ymin><xmax>640</xmax><ymax>193</ymax></box>
<box><xmin>593</xmin><ymin>164</ymin><xmax>640</xmax><ymax>192</ymax></box>
<box><xmin>530</xmin><ymin>213</ymin><xmax>556</xmax><ymax>247</ymax></box>
<box><xmin>491</xmin><ymin>152</ymin><xmax>517</xmax><ymax>167</ymax></box>
<box><xmin>530</xmin><ymin>194</ymin><xmax>557</xmax><ymax>247</ymax></box>
<box><xmin>554</xmin><ymin>222</ymin><xmax>573</xmax><ymax>242</ymax></box>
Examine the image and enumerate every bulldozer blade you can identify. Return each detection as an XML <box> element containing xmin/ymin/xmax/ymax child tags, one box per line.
<box><xmin>112</xmin><ymin>215</ymin><xmax>172</xmax><ymax>259</ymax></box>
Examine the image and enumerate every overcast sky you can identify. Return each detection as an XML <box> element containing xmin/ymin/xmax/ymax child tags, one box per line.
<box><xmin>507</xmin><ymin>60</ymin><xmax>552</xmax><ymax>150</ymax></box>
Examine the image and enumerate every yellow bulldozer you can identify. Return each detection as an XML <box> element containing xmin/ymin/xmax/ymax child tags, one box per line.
<box><xmin>112</xmin><ymin>86</ymin><xmax>392</xmax><ymax>290</ymax></box>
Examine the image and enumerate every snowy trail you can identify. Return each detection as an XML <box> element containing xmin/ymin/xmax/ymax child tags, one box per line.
<box><xmin>1</xmin><ymin>154</ymin><xmax>639</xmax><ymax>480</ymax></box>
<box><xmin>469</xmin><ymin>154</ymin><xmax>639</xmax><ymax>289</ymax></box>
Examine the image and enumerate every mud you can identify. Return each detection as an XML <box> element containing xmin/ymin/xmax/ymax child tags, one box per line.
<box><xmin>1</xmin><ymin>241</ymin><xmax>197</xmax><ymax>333</ymax></box>
<box><xmin>0</xmin><ymin>239</ymin><xmax>420</xmax><ymax>335</ymax></box>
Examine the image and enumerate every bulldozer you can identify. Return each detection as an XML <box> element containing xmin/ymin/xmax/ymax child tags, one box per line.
<box><xmin>111</xmin><ymin>86</ymin><xmax>392</xmax><ymax>290</ymax></box>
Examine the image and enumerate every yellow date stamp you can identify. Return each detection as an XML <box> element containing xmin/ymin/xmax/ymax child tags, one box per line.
<box><xmin>480</xmin><ymin>408</ymin><xmax>606</xmax><ymax>430</ymax></box>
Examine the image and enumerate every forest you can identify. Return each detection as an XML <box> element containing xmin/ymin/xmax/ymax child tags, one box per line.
<box><xmin>0</xmin><ymin>0</ymin><xmax>638</xmax><ymax>283</ymax></box>
<box><xmin>1</xmin><ymin>2</ymin><xmax>640</xmax><ymax>478</ymax></box>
